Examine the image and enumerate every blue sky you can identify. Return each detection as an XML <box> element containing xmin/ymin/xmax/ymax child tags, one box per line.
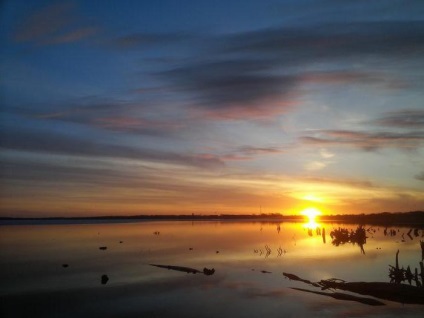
<box><xmin>1</xmin><ymin>0</ymin><xmax>424</xmax><ymax>216</ymax></box>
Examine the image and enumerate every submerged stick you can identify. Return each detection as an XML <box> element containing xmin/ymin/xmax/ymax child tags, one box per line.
<box><xmin>149</xmin><ymin>264</ymin><xmax>201</xmax><ymax>274</ymax></box>
<box><xmin>283</xmin><ymin>272</ymin><xmax>320</xmax><ymax>287</ymax></box>
<box><xmin>149</xmin><ymin>264</ymin><xmax>215</xmax><ymax>276</ymax></box>
<box><xmin>291</xmin><ymin>287</ymin><xmax>385</xmax><ymax>306</ymax></box>
<box><xmin>284</xmin><ymin>271</ymin><xmax>424</xmax><ymax>305</ymax></box>
<box><xmin>318</xmin><ymin>280</ymin><xmax>424</xmax><ymax>305</ymax></box>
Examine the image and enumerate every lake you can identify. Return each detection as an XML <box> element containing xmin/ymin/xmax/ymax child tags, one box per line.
<box><xmin>1</xmin><ymin>220</ymin><xmax>423</xmax><ymax>317</ymax></box>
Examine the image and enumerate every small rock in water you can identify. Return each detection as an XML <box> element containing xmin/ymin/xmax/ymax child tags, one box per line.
<box><xmin>119</xmin><ymin>241</ymin><xmax>123</xmax><ymax>243</ymax></box>
<box><xmin>101</xmin><ymin>274</ymin><xmax>109</xmax><ymax>285</ymax></box>
<box><xmin>99</xmin><ymin>246</ymin><xmax>107</xmax><ymax>250</ymax></box>
<box><xmin>189</xmin><ymin>247</ymin><xmax>193</xmax><ymax>250</ymax></box>
<box><xmin>203</xmin><ymin>268</ymin><xmax>215</xmax><ymax>276</ymax></box>
<box><xmin>62</xmin><ymin>264</ymin><xmax>69</xmax><ymax>268</ymax></box>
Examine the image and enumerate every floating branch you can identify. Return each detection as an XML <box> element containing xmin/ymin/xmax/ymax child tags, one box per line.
<box><xmin>149</xmin><ymin>264</ymin><xmax>215</xmax><ymax>276</ymax></box>
<box><xmin>291</xmin><ymin>287</ymin><xmax>385</xmax><ymax>306</ymax></box>
<box><xmin>388</xmin><ymin>249</ymin><xmax>423</xmax><ymax>287</ymax></box>
<box><xmin>283</xmin><ymin>272</ymin><xmax>321</xmax><ymax>287</ymax></box>
<box><xmin>283</xmin><ymin>271</ymin><xmax>424</xmax><ymax>305</ymax></box>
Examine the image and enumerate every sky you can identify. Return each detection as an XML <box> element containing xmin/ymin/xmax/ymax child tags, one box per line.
<box><xmin>1</xmin><ymin>0</ymin><xmax>424</xmax><ymax>217</ymax></box>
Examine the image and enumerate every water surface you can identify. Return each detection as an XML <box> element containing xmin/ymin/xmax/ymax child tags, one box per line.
<box><xmin>1</xmin><ymin>221</ymin><xmax>423</xmax><ymax>317</ymax></box>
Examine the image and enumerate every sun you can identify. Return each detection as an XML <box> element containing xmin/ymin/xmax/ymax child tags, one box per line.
<box><xmin>300</xmin><ymin>207</ymin><xmax>321</xmax><ymax>223</ymax></box>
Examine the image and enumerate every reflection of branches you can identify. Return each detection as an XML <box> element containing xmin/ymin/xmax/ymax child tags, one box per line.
<box><xmin>277</xmin><ymin>246</ymin><xmax>283</xmax><ymax>256</ymax></box>
<box><xmin>330</xmin><ymin>226</ymin><xmax>367</xmax><ymax>254</ymax></box>
<box><xmin>253</xmin><ymin>248</ymin><xmax>264</xmax><ymax>256</ymax></box>
<box><xmin>383</xmin><ymin>228</ymin><xmax>397</xmax><ymax>237</ymax></box>
<box><xmin>265</xmin><ymin>244</ymin><xmax>271</xmax><ymax>258</ymax></box>
<box><xmin>385</xmin><ymin>227</ymin><xmax>423</xmax><ymax>242</ymax></box>
<box><xmin>389</xmin><ymin>249</ymin><xmax>424</xmax><ymax>287</ymax></box>
<box><xmin>254</xmin><ymin>245</ymin><xmax>286</xmax><ymax>258</ymax></box>
<box><xmin>421</xmin><ymin>240</ymin><xmax>424</xmax><ymax>260</ymax></box>
<box><xmin>389</xmin><ymin>250</ymin><xmax>404</xmax><ymax>284</ymax></box>
<box><xmin>322</xmin><ymin>228</ymin><xmax>326</xmax><ymax>244</ymax></box>
<box><xmin>407</xmin><ymin>229</ymin><xmax>413</xmax><ymax>240</ymax></box>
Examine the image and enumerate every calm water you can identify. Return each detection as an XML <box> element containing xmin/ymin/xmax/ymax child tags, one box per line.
<box><xmin>0</xmin><ymin>221</ymin><xmax>423</xmax><ymax>317</ymax></box>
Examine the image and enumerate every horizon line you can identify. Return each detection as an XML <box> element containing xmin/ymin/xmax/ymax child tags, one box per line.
<box><xmin>1</xmin><ymin>210</ymin><xmax>423</xmax><ymax>221</ymax></box>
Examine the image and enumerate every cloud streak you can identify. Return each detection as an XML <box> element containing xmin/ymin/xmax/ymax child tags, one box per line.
<box><xmin>13</xmin><ymin>2</ymin><xmax>97</xmax><ymax>45</ymax></box>
<box><xmin>222</xmin><ymin>146</ymin><xmax>284</xmax><ymax>161</ymax></box>
<box><xmin>157</xmin><ymin>20</ymin><xmax>424</xmax><ymax>120</ymax></box>
<box><xmin>374</xmin><ymin>109</ymin><xmax>424</xmax><ymax>128</ymax></box>
<box><xmin>110</xmin><ymin>32</ymin><xmax>195</xmax><ymax>49</ymax></box>
<box><xmin>224</xmin><ymin>21</ymin><xmax>424</xmax><ymax>61</ymax></box>
<box><xmin>30</xmin><ymin>100</ymin><xmax>184</xmax><ymax>137</ymax></box>
<box><xmin>302</xmin><ymin>130</ymin><xmax>424</xmax><ymax>151</ymax></box>
<box><xmin>416</xmin><ymin>172</ymin><xmax>424</xmax><ymax>182</ymax></box>
<box><xmin>160</xmin><ymin>59</ymin><xmax>298</xmax><ymax>119</ymax></box>
<box><xmin>0</xmin><ymin>128</ymin><xmax>224</xmax><ymax>169</ymax></box>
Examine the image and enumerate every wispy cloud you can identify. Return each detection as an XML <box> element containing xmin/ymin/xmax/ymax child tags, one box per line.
<box><xmin>47</xmin><ymin>26</ymin><xmax>98</xmax><ymax>44</ymax></box>
<box><xmin>224</xmin><ymin>21</ymin><xmax>424</xmax><ymax>61</ymax></box>
<box><xmin>374</xmin><ymin>109</ymin><xmax>424</xmax><ymax>128</ymax></box>
<box><xmin>416</xmin><ymin>172</ymin><xmax>424</xmax><ymax>182</ymax></box>
<box><xmin>300</xmin><ymin>176</ymin><xmax>376</xmax><ymax>189</ymax></box>
<box><xmin>92</xmin><ymin>116</ymin><xmax>183</xmax><ymax>134</ymax></box>
<box><xmin>110</xmin><ymin>32</ymin><xmax>194</xmax><ymax>49</ymax></box>
<box><xmin>156</xmin><ymin>21</ymin><xmax>424</xmax><ymax>120</ymax></box>
<box><xmin>0</xmin><ymin>128</ymin><xmax>224</xmax><ymax>169</ymax></box>
<box><xmin>320</xmin><ymin>148</ymin><xmax>334</xmax><ymax>159</ymax></box>
<box><xmin>12</xmin><ymin>2</ymin><xmax>97</xmax><ymax>45</ymax></box>
<box><xmin>302</xmin><ymin>130</ymin><xmax>424</xmax><ymax>151</ymax></box>
<box><xmin>160</xmin><ymin>59</ymin><xmax>298</xmax><ymax>119</ymax></box>
<box><xmin>298</xmin><ymin>71</ymin><xmax>403</xmax><ymax>89</ymax></box>
<box><xmin>30</xmin><ymin>99</ymin><xmax>184</xmax><ymax>137</ymax></box>
<box><xmin>222</xmin><ymin>146</ymin><xmax>283</xmax><ymax>161</ymax></box>
<box><xmin>304</xmin><ymin>161</ymin><xmax>326</xmax><ymax>171</ymax></box>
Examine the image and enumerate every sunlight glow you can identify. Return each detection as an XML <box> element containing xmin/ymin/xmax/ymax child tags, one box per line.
<box><xmin>302</xmin><ymin>194</ymin><xmax>325</xmax><ymax>203</ymax></box>
<box><xmin>300</xmin><ymin>207</ymin><xmax>321</xmax><ymax>222</ymax></box>
<box><xmin>303</xmin><ymin>219</ymin><xmax>320</xmax><ymax>229</ymax></box>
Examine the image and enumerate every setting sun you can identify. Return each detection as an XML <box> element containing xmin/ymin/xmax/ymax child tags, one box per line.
<box><xmin>301</xmin><ymin>207</ymin><xmax>322</xmax><ymax>229</ymax></box>
<box><xmin>300</xmin><ymin>207</ymin><xmax>321</xmax><ymax>222</ymax></box>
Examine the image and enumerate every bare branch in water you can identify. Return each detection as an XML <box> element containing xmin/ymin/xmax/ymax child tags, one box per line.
<box><xmin>149</xmin><ymin>264</ymin><xmax>215</xmax><ymax>276</ymax></box>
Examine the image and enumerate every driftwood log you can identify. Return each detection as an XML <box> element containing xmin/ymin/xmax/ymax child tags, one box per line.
<box><xmin>283</xmin><ymin>272</ymin><xmax>424</xmax><ymax>305</ymax></box>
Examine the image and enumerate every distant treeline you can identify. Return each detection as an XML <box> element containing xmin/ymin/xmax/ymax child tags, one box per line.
<box><xmin>320</xmin><ymin>211</ymin><xmax>424</xmax><ymax>226</ymax></box>
<box><xmin>0</xmin><ymin>213</ymin><xmax>293</xmax><ymax>221</ymax></box>
<box><xmin>1</xmin><ymin>211</ymin><xmax>423</xmax><ymax>226</ymax></box>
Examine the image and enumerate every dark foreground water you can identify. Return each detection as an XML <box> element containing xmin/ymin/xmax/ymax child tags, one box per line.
<box><xmin>0</xmin><ymin>221</ymin><xmax>423</xmax><ymax>317</ymax></box>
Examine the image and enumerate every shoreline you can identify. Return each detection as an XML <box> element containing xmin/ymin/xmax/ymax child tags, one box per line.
<box><xmin>1</xmin><ymin>211</ymin><xmax>423</xmax><ymax>226</ymax></box>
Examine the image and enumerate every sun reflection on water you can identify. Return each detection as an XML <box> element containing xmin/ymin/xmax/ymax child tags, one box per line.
<box><xmin>300</xmin><ymin>207</ymin><xmax>321</xmax><ymax>227</ymax></box>
<box><xmin>303</xmin><ymin>219</ymin><xmax>320</xmax><ymax>229</ymax></box>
